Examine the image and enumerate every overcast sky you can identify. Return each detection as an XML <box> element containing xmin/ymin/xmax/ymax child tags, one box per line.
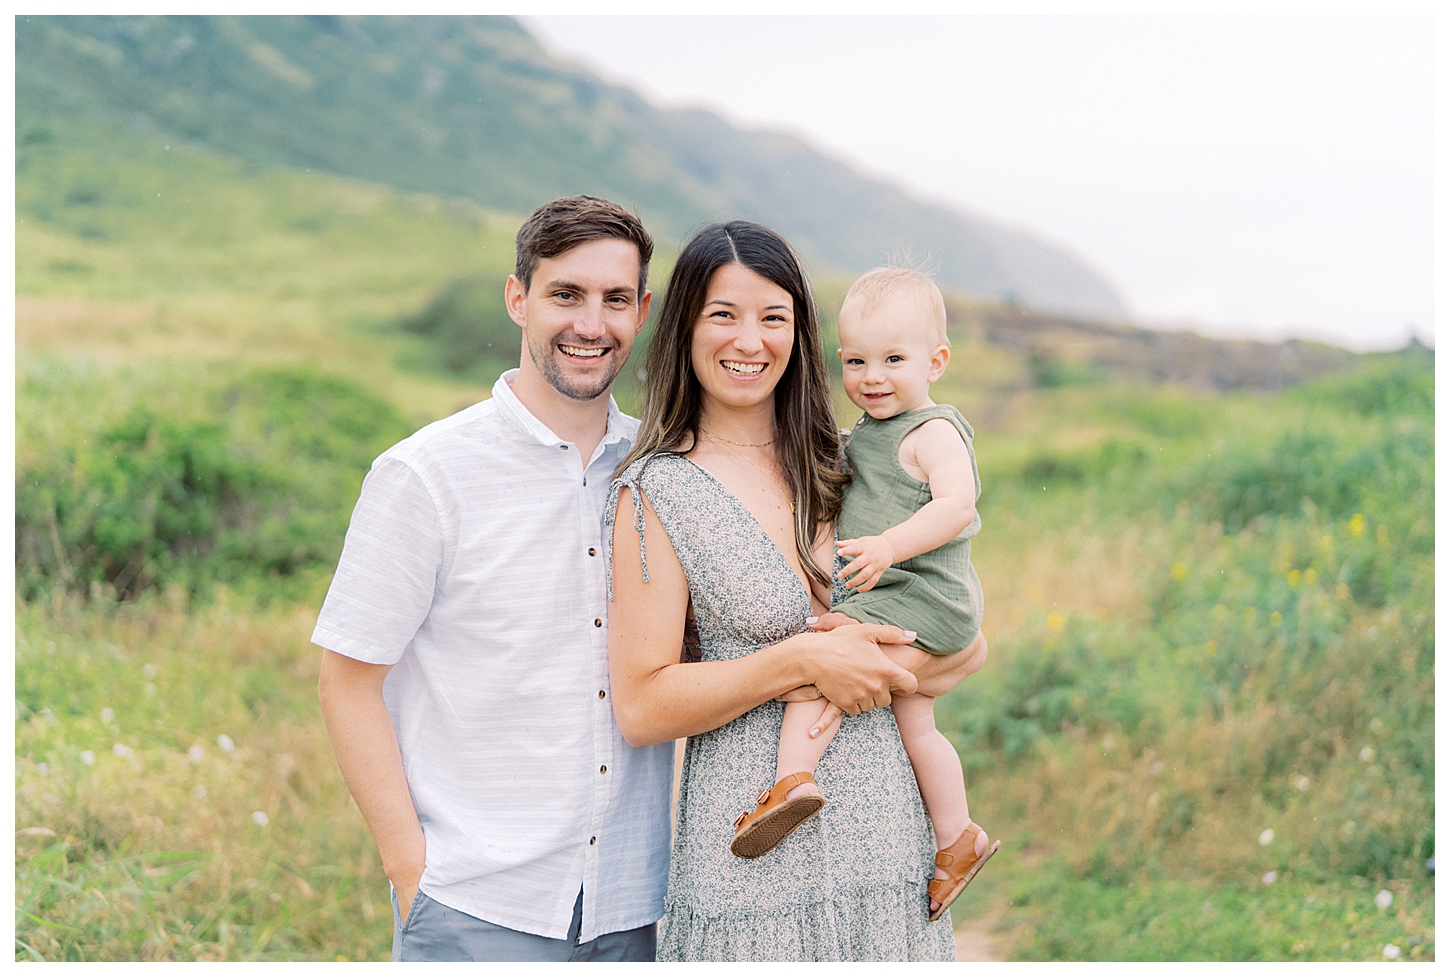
<box><xmin>525</xmin><ymin>15</ymin><xmax>1433</xmax><ymax>351</ymax></box>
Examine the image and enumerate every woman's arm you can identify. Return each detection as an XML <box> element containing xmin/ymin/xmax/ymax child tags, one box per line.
<box><xmin>608</xmin><ymin>486</ymin><xmax>919</xmax><ymax>748</ymax></box>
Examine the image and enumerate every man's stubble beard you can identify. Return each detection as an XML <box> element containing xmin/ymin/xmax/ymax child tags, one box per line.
<box><xmin>525</xmin><ymin>328</ymin><xmax>626</xmax><ymax>403</ymax></box>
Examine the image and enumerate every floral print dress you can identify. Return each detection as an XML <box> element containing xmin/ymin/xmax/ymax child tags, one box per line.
<box><xmin>607</xmin><ymin>453</ymin><xmax>956</xmax><ymax>962</ymax></box>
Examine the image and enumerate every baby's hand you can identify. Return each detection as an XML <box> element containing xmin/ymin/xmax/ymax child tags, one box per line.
<box><xmin>836</xmin><ymin>535</ymin><xmax>895</xmax><ymax>593</ymax></box>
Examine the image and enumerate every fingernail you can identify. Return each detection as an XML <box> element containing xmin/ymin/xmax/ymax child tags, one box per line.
<box><xmin>903</xmin><ymin>630</ymin><xmax>917</xmax><ymax>640</ymax></box>
<box><xmin>809</xmin><ymin>728</ymin><xmax>820</xmax><ymax>738</ymax></box>
<box><xmin>805</xmin><ymin>616</ymin><xmax>819</xmax><ymax>625</ymax></box>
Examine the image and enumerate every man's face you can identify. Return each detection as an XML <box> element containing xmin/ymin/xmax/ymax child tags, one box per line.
<box><xmin>505</xmin><ymin>238</ymin><xmax>651</xmax><ymax>402</ymax></box>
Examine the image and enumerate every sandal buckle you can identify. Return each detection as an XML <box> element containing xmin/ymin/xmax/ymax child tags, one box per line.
<box><xmin>733</xmin><ymin>810</ymin><xmax>749</xmax><ymax>828</ymax></box>
<box><xmin>756</xmin><ymin>788</ymin><xmax>771</xmax><ymax>805</ymax></box>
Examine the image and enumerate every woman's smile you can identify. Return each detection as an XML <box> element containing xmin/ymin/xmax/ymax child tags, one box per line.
<box><xmin>721</xmin><ymin>360</ymin><xmax>767</xmax><ymax>376</ymax></box>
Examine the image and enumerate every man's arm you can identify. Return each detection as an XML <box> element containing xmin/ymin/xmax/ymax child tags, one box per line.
<box><xmin>318</xmin><ymin>650</ymin><xmax>426</xmax><ymax>923</ymax></box>
<box><xmin>608</xmin><ymin>486</ymin><xmax>919</xmax><ymax>749</ymax></box>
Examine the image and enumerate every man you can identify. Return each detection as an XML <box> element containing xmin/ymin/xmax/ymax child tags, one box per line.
<box><xmin>316</xmin><ymin>195</ymin><xmax>981</xmax><ymax>962</ymax></box>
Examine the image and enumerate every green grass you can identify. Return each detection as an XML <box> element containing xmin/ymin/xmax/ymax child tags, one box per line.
<box><xmin>15</xmin><ymin>595</ymin><xmax>393</xmax><ymax>961</ymax></box>
<box><xmin>933</xmin><ymin>354</ymin><xmax>1434</xmax><ymax>960</ymax></box>
<box><xmin>14</xmin><ymin>105</ymin><xmax>1434</xmax><ymax>961</ymax></box>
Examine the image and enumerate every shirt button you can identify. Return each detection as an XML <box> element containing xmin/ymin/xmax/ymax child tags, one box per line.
<box><xmin>598</xmin><ymin>689</ymin><xmax>606</xmax><ymax>699</ymax></box>
<box><xmin>594</xmin><ymin>618</ymin><xmax>602</xmax><ymax>628</ymax></box>
<box><xmin>560</xmin><ymin>444</ymin><xmax>569</xmax><ymax>450</ymax></box>
<box><xmin>590</xmin><ymin>836</ymin><xmax>597</xmax><ymax>845</ymax></box>
<box><xmin>600</xmin><ymin>765</ymin><xmax>608</xmax><ymax>774</ymax></box>
<box><xmin>588</xmin><ymin>548</ymin><xmax>597</xmax><ymax>557</ymax></box>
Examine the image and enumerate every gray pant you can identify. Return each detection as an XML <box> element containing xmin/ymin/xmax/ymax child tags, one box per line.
<box><xmin>390</xmin><ymin>887</ymin><xmax>656</xmax><ymax>962</ymax></box>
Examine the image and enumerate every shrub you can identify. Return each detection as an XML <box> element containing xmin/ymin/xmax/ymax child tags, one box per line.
<box><xmin>16</xmin><ymin>364</ymin><xmax>415</xmax><ymax>602</ymax></box>
<box><xmin>1295</xmin><ymin>350</ymin><xmax>1433</xmax><ymax>418</ymax></box>
<box><xmin>398</xmin><ymin>274</ymin><xmax>519</xmax><ymax>380</ymax></box>
<box><xmin>17</xmin><ymin>408</ymin><xmax>269</xmax><ymax>599</ymax></box>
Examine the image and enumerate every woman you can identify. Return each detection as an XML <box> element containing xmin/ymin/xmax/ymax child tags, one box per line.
<box><xmin>607</xmin><ymin>221</ymin><xmax>978</xmax><ymax>960</ymax></box>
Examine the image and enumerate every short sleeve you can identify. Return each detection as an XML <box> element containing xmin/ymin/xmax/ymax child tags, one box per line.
<box><xmin>311</xmin><ymin>454</ymin><xmax>445</xmax><ymax>665</ymax></box>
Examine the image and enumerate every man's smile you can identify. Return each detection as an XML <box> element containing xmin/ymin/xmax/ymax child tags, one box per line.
<box><xmin>559</xmin><ymin>343</ymin><xmax>611</xmax><ymax>359</ymax></box>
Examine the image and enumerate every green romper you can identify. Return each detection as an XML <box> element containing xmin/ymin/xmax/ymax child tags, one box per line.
<box><xmin>833</xmin><ymin>404</ymin><xmax>984</xmax><ymax>656</ymax></box>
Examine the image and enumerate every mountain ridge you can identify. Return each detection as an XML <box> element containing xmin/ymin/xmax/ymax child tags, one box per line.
<box><xmin>17</xmin><ymin>14</ymin><xmax>1126</xmax><ymax>319</ymax></box>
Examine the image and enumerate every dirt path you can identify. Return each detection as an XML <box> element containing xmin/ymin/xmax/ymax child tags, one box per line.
<box><xmin>954</xmin><ymin>905</ymin><xmax>1006</xmax><ymax>962</ymax></box>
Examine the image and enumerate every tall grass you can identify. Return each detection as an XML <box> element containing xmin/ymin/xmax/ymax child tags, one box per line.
<box><xmin>15</xmin><ymin>593</ymin><xmax>393</xmax><ymax>961</ymax></box>
<box><xmin>15</xmin><ymin>353</ymin><xmax>1431</xmax><ymax>961</ymax></box>
<box><xmin>14</xmin><ymin>105</ymin><xmax>1433</xmax><ymax>960</ymax></box>
<box><xmin>936</xmin><ymin>353</ymin><xmax>1434</xmax><ymax>960</ymax></box>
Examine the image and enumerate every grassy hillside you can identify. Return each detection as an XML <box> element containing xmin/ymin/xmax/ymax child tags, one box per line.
<box><xmin>17</xmin><ymin>13</ymin><xmax>1124</xmax><ymax>318</ymax></box>
<box><xmin>15</xmin><ymin>89</ymin><xmax>1433</xmax><ymax>961</ymax></box>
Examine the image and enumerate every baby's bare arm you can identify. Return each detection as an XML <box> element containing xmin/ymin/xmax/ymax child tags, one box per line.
<box><xmin>837</xmin><ymin>421</ymin><xmax>979</xmax><ymax>591</ymax></box>
<box><xmin>880</xmin><ymin>418</ymin><xmax>979</xmax><ymax>561</ymax></box>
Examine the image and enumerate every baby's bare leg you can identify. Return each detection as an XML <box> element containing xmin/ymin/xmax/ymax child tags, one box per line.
<box><xmin>891</xmin><ymin>694</ymin><xmax>975</xmax><ymax>849</ymax></box>
<box><xmin>777</xmin><ymin>698</ymin><xmax>838</xmax><ymax>800</ymax></box>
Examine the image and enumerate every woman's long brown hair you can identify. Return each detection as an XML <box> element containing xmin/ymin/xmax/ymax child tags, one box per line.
<box><xmin>617</xmin><ymin>221</ymin><xmax>848</xmax><ymax>590</ymax></box>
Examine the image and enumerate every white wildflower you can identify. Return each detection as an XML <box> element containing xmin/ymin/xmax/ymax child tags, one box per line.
<box><xmin>80</xmin><ymin>750</ymin><xmax>96</xmax><ymax>765</ymax></box>
<box><xmin>1259</xmin><ymin>828</ymin><xmax>1275</xmax><ymax>846</ymax></box>
<box><xmin>218</xmin><ymin>734</ymin><xmax>235</xmax><ymax>752</ymax></box>
<box><xmin>1376</xmin><ymin>889</ymin><xmax>1393</xmax><ymax>909</ymax></box>
<box><xmin>188</xmin><ymin>745</ymin><xmax>205</xmax><ymax>763</ymax></box>
<box><xmin>192</xmin><ymin>784</ymin><xmax>208</xmax><ymax>800</ymax></box>
<box><xmin>142</xmin><ymin>663</ymin><xmax>158</xmax><ymax>679</ymax></box>
<box><xmin>37</xmin><ymin>763</ymin><xmax>49</xmax><ymax>776</ymax></box>
<box><xmin>113</xmin><ymin>743</ymin><xmax>133</xmax><ymax>759</ymax></box>
<box><xmin>1360</xmin><ymin>746</ymin><xmax>1375</xmax><ymax>761</ymax></box>
<box><xmin>101</xmin><ymin>707</ymin><xmax>115</xmax><ymax>723</ymax></box>
<box><xmin>1383</xmin><ymin>945</ymin><xmax>1400</xmax><ymax>959</ymax></box>
<box><xmin>1295</xmin><ymin>776</ymin><xmax>1310</xmax><ymax>791</ymax></box>
<box><xmin>1262</xmin><ymin>871</ymin><xmax>1278</xmax><ymax>885</ymax></box>
<box><xmin>252</xmin><ymin>810</ymin><xmax>270</xmax><ymax>827</ymax></box>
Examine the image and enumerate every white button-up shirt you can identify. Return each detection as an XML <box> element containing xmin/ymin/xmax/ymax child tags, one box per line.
<box><xmin>312</xmin><ymin>370</ymin><xmax>673</xmax><ymax>942</ymax></box>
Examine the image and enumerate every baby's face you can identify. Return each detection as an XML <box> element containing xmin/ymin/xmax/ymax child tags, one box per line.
<box><xmin>837</xmin><ymin>299</ymin><xmax>949</xmax><ymax>420</ymax></box>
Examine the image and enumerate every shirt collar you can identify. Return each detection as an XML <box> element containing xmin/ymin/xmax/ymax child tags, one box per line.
<box><xmin>490</xmin><ymin>369</ymin><xmax>632</xmax><ymax>451</ymax></box>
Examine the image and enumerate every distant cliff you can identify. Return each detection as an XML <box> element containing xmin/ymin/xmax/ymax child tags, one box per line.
<box><xmin>17</xmin><ymin>14</ymin><xmax>1126</xmax><ymax>318</ymax></box>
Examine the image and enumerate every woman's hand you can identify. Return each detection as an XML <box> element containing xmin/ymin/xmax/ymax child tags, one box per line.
<box><xmin>774</xmin><ymin>684</ymin><xmax>823</xmax><ymax>702</ymax></box>
<box><xmin>802</xmin><ymin>616</ymin><xmax>988</xmax><ymax>735</ymax></box>
<box><xmin>795</xmin><ymin>621</ymin><xmax>918</xmax><ymax>716</ymax></box>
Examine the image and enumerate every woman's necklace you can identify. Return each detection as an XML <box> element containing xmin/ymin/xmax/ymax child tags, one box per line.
<box><xmin>698</xmin><ymin>426</ymin><xmax>794</xmax><ymax>513</ymax></box>
<box><xmin>700</xmin><ymin>426</ymin><xmax>775</xmax><ymax>448</ymax></box>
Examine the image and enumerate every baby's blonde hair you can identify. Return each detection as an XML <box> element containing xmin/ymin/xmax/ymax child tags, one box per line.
<box><xmin>840</xmin><ymin>267</ymin><xmax>949</xmax><ymax>347</ymax></box>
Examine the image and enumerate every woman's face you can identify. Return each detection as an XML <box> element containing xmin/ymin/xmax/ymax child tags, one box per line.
<box><xmin>690</xmin><ymin>262</ymin><xmax>796</xmax><ymax>414</ymax></box>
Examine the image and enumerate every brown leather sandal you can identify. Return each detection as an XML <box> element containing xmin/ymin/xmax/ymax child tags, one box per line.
<box><xmin>927</xmin><ymin>823</ymin><xmax>1001</xmax><ymax>922</ymax></box>
<box><xmin>730</xmin><ymin>772</ymin><xmax>825</xmax><ymax>858</ymax></box>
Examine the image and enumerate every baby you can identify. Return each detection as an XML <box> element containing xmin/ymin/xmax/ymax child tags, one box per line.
<box><xmin>730</xmin><ymin>267</ymin><xmax>998</xmax><ymax>921</ymax></box>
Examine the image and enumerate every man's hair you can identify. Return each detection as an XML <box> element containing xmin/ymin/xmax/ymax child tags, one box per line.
<box><xmin>514</xmin><ymin>195</ymin><xmax>654</xmax><ymax>298</ymax></box>
<box><xmin>841</xmin><ymin>266</ymin><xmax>950</xmax><ymax>347</ymax></box>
